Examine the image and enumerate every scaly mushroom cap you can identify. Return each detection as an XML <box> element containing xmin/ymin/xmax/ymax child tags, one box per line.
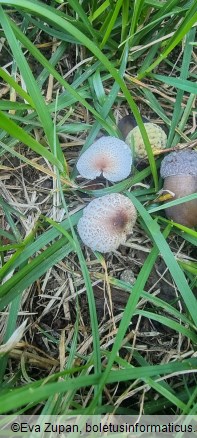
<box><xmin>77</xmin><ymin>193</ymin><xmax>137</xmax><ymax>253</ymax></box>
<box><xmin>160</xmin><ymin>150</ymin><xmax>197</xmax><ymax>178</ymax></box>
<box><xmin>126</xmin><ymin>123</ymin><xmax>167</xmax><ymax>159</ymax></box>
<box><xmin>76</xmin><ymin>136</ymin><xmax>132</xmax><ymax>182</ymax></box>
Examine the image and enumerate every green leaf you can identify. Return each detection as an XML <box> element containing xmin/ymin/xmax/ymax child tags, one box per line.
<box><xmin>0</xmin><ymin>68</ymin><xmax>34</xmax><ymax>107</ymax></box>
<box><xmin>0</xmin><ymin>111</ymin><xmax>64</xmax><ymax>171</ymax></box>
<box><xmin>152</xmin><ymin>74</ymin><xmax>197</xmax><ymax>94</ymax></box>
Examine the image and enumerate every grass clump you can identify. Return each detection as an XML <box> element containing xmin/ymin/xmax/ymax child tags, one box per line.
<box><xmin>0</xmin><ymin>0</ymin><xmax>197</xmax><ymax>416</ymax></box>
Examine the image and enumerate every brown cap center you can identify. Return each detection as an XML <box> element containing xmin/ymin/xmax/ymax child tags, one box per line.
<box><xmin>94</xmin><ymin>156</ymin><xmax>112</xmax><ymax>172</ymax></box>
<box><xmin>110</xmin><ymin>210</ymin><xmax>129</xmax><ymax>232</ymax></box>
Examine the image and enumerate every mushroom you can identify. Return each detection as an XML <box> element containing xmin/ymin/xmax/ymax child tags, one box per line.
<box><xmin>160</xmin><ymin>150</ymin><xmax>197</xmax><ymax>227</ymax></box>
<box><xmin>118</xmin><ymin>114</ymin><xmax>148</xmax><ymax>139</ymax></box>
<box><xmin>118</xmin><ymin>114</ymin><xmax>167</xmax><ymax>159</ymax></box>
<box><xmin>77</xmin><ymin>193</ymin><xmax>137</xmax><ymax>252</ymax></box>
<box><xmin>76</xmin><ymin>136</ymin><xmax>132</xmax><ymax>182</ymax></box>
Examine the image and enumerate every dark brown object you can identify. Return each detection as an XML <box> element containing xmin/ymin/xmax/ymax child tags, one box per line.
<box><xmin>118</xmin><ymin>114</ymin><xmax>148</xmax><ymax>139</ymax></box>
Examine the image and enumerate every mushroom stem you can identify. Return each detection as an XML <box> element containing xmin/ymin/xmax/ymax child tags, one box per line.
<box><xmin>163</xmin><ymin>175</ymin><xmax>197</xmax><ymax>228</ymax></box>
<box><xmin>160</xmin><ymin>150</ymin><xmax>197</xmax><ymax>228</ymax></box>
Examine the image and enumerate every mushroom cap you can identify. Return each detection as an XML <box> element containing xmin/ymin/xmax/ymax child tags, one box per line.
<box><xmin>76</xmin><ymin>136</ymin><xmax>132</xmax><ymax>182</ymax></box>
<box><xmin>160</xmin><ymin>150</ymin><xmax>197</xmax><ymax>178</ymax></box>
<box><xmin>126</xmin><ymin>122</ymin><xmax>167</xmax><ymax>159</ymax></box>
<box><xmin>77</xmin><ymin>193</ymin><xmax>137</xmax><ymax>253</ymax></box>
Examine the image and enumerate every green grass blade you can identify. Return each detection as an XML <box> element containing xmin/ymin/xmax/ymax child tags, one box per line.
<box><xmin>90</xmin><ymin>0</ymin><xmax>110</xmax><ymax>22</ymax></box>
<box><xmin>127</xmin><ymin>193</ymin><xmax>197</xmax><ymax>326</ymax></box>
<box><xmin>0</xmin><ymin>0</ymin><xmax>158</xmax><ymax>187</ymax></box>
<box><xmin>0</xmin><ymin>7</ymin><xmax>65</xmax><ymax>164</ymax></box>
<box><xmin>135</xmin><ymin>309</ymin><xmax>197</xmax><ymax>342</ymax></box>
<box><xmin>0</xmin><ymin>211</ymin><xmax>82</xmax><ymax>283</ymax></box>
<box><xmin>0</xmin><ymin>112</ymin><xmax>63</xmax><ymax>171</ymax></box>
<box><xmin>72</xmin><ymin>43</ymin><xmax>129</xmax><ymax>176</ymax></box>
<box><xmin>43</xmin><ymin>216</ymin><xmax>101</xmax><ymax>382</ymax></box>
<box><xmin>102</xmin><ymin>275</ymin><xmax>196</xmax><ymax>330</ymax></box>
<box><xmin>67</xmin><ymin>0</ymin><xmax>97</xmax><ymax>40</ymax></box>
<box><xmin>0</xmin><ymin>239</ymin><xmax>73</xmax><ymax>310</ymax></box>
<box><xmin>100</xmin><ymin>0</ymin><xmax>123</xmax><ymax>49</ymax></box>
<box><xmin>138</xmin><ymin>2</ymin><xmax>197</xmax><ymax>78</ymax></box>
<box><xmin>0</xmin><ymin>357</ymin><xmax>196</xmax><ymax>413</ymax></box>
<box><xmin>0</xmin><ymin>68</ymin><xmax>34</xmax><ymax>107</ymax></box>
<box><xmin>9</xmin><ymin>18</ymin><xmax>114</xmax><ymax>135</ymax></box>
<box><xmin>86</xmin><ymin>225</ymin><xmax>172</xmax><ymax>412</ymax></box>
<box><xmin>152</xmin><ymin>75</ymin><xmax>197</xmax><ymax>95</ymax></box>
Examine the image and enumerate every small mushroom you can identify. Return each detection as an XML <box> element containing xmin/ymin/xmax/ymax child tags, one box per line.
<box><xmin>77</xmin><ymin>193</ymin><xmax>137</xmax><ymax>252</ymax></box>
<box><xmin>118</xmin><ymin>114</ymin><xmax>148</xmax><ymax>139</ymax></box>
<box><xmin>76</xmin><ymin>136</ymin><xmax>132</xmax><ymax>182</ymax></box>
<box><xmin>160</xmin><ymin>150</ymin><xmax>197</xmax><ymax>227</ymax></box>
<box><xmin>118</xmin><ymin>114</ymin><xmax>167</xmax><ymax>159</ymax></box>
